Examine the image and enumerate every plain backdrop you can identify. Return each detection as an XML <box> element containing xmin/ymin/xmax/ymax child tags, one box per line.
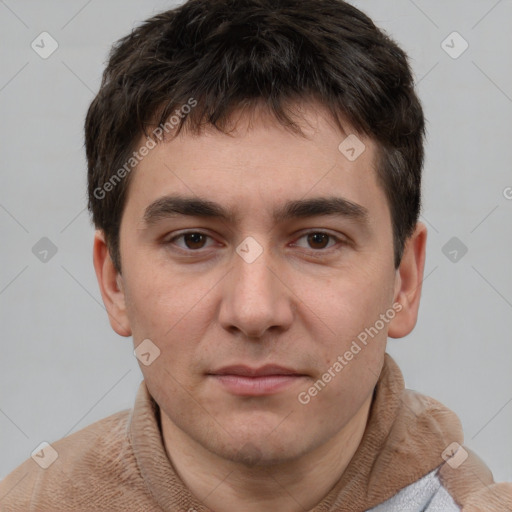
<box><xmin>1</xmin><ymin>0</ymin><xmax>511</xmax><ymax>484</ymax></box>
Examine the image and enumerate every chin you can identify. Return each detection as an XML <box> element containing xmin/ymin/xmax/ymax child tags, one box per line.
<box><xmin>225</xmin><ymin>442</ymin><xmax>301</xmax><ymax>468</ymax></box>
<box><xmin>212</xmin><ymin>425</ymin><xmax>311</xmax><ymax>468</ymax></box>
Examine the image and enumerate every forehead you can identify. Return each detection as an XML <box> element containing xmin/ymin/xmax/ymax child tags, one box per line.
<box><xmin>123</xmin><ymin>103</ymin><xmax>387</xmax><ymax>228</ymax></box>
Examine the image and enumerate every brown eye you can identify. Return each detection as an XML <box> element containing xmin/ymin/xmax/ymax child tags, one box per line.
<box><xmin>307</xmin><ymin>233</ymin><xmax>331</xmax><ymax>249</ymax></box>
<box><xmin>291</xmin><ymin>231</ymin><xmax>343</xmax><ymax>253</ymax></box>
<box><xmin>166</xmin><ymin>231</ymin><xmax>215</xmax><ymax>251</ymax></box>
<box><xmin>183</xmin><ymin>232</ymin><xmax>207</xmax><ymax>249</ymax></box>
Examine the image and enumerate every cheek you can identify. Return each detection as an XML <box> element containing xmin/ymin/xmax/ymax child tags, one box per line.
<box><xmin>293</xmin><ymin>265</ymin><xmax>394</xmax><ymax>355</ymax></box>
<box><xmin>124</xmin><ymin>269</ymin><xmax>218</xmax><ymax>386</ymax></box>
<box><xmin>123</xmin><ymin>259</ymin><xmax>211</xmax><ymax>340</ymax></box>
<box><xmin>292</xmin><ymin>341</ymin><xmax>384</xmax><ymax>452</ymax></box>
<box><xmin>307</xmin><ymin>268</ymin><xmax>392</xmax><ymax>411</ymax></box>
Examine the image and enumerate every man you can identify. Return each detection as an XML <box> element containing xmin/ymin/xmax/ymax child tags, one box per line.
<box><xmin>1</xmin><ymin>0</ymin><xmax>511</xmax><ymax>510</ymax></box>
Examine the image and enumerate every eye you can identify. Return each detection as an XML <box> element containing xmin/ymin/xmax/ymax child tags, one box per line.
<box><xmin>292</xmin><ymin>231</ymin><xmax>344</xmax><ymax>251</ymax></box>
<box><xmin>165</xmin><ymin>230</ymin><xmax>346</xmax><ymax>255</ymax></box>
<box><xmin>166</xmin><ymin>231</ymin><xmax>216</xmax><ymax>251</ymax></box>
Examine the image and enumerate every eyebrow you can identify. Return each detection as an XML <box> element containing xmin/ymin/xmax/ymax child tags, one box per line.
<box><xmin>142</xmin><ymin>194</ymin><xmax>369</xmax><ymax>227</ymax></box>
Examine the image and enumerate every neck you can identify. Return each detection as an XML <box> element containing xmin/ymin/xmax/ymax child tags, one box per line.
<box><xmin>160</xmin><ymin>394</ymin><xmax>373</xmax><ymax>512</ymax></box>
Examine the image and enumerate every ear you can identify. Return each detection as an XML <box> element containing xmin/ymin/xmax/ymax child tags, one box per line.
<box><xmin>388</xmin><ymin>222</ymin><xmax>427</xmax><ymax>338</ymax></box>
<box><xmin>92</xmin><ymin>230</ymin><xmax>132</xmax><ymax>337</ymax></box>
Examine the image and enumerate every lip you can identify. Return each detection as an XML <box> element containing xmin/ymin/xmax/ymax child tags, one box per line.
<box><xmin>208</xmin><ymin>365</ymin><xmax>307</xmax><ymax>396</ymax></box>
<box><xmin>210</xmin><ymin>364</ymin><xmax>302</xmax><ymax>377</ymax></box>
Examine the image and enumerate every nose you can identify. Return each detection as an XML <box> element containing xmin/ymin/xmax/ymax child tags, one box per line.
<box><xmin>218</xmin><ymin>247</ymin><xmax>295</xmax><ymax>339</ymax></box>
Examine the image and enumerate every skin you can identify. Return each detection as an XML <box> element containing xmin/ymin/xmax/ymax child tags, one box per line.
<box><xmin>94</xmin><ymin>102</ymin><xmax>427</xmax><ymax>512</ymax></box>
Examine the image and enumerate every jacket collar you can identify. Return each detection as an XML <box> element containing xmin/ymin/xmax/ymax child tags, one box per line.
<box><xmin>129</xmin><ymin>353</ymin><xmax>463</xmax><ymax>511</ymax></box>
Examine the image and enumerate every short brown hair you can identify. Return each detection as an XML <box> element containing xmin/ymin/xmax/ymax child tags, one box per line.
<box><xmin>86</xmin><ymin>0</ymin><xmax>425</xmax><ymax>272</ymax></box>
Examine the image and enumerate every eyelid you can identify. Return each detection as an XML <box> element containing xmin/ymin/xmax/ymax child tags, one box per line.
<box><xmin>289</xmin><ymin>230</ymin><xmax>348</xmax><ymax>251</ymax></box>
<box><xmin>165</xmin><ymin>230</ymin><xmax>219</xmax><ymax>251</ymax></box>
<box><xmin>165</xmin><ymin>229</ymin><xmax>348</xmax><ymax>254</ymax></box>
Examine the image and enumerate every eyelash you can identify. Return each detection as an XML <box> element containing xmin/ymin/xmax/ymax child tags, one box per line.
<box><xmin>164</xmin><ymin>230</ymin><xmax>347</xmax><ymax>255</ymax></box>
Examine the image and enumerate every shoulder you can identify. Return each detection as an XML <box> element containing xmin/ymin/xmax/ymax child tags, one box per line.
<box><xmin>0</xmin><ymin>407</ymin><xmax>153</xmax><ymax>511</ymax></box>
<box><xmin>394</xmin><ymin>389</ymin><xmax>512</xmax><ymax>511</ymax></box>
<box><xmin>437</xmin><ymin>445</ymin><xmax>512</xmax><ymax>511</ymax></box>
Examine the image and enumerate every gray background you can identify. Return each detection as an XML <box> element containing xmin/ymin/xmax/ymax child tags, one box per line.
<box><xmin>1</xmin><ymin>0</ymin><xmax>511</xmax><ymax>484</ymax></box>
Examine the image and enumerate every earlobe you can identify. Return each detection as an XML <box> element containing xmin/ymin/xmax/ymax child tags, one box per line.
<box><xmin>92</xmin><ymin>230</ymin><xmax>132</xmax><ymax>337</ymax></box>
<box><xmin>388</xmin><ymin>223</ymin><xmax>427</xmax><ymax>339</ymax></box>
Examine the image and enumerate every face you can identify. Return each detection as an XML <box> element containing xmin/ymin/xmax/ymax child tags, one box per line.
<box><xmin>106</xmin><ymin>104</ymin><xmax>410</xmax><ymax>465</ymax></box>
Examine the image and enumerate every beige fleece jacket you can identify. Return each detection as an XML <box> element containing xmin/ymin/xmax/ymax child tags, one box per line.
<box><xmin>1</xmin><ymin>354</ymin><xmax>511</xmax><ymax>511</ymax></box>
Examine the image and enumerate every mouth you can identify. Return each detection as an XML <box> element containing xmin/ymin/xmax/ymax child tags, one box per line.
<box><xmin>207</xmin><ymin>365</ymin><xmax>308</xmax><ymax>396</ymax></box>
